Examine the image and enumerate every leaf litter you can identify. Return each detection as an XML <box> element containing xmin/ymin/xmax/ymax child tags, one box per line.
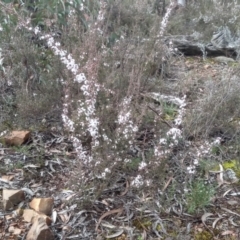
<box><xmin>1</xmin><ymin>59</ymin><xmax>240</xmax><ymax>239</ymax></box>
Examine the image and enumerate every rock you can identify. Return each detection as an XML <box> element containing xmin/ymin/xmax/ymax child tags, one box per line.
<box><xmin>3</xmin><ymin>130</ymin><xmax>31</xmax><ymax>146</ymax></box>
<box><xmin>3</xmin><ymin>189</ymin><xmax>25</xmax><ymax>210</ymax></box>
<box><xmin>29</xmin><ymin>198</ymin><xmax>54</xmax><ymax>215</ymax></box>
<box><xmin>26</xmin><ymin>217</ymin><xmax>54</xmax><ymax>240</ymax></box>
<box><xmin>23</xmin><ymin>209</ymin><xmax>52</xmax><ymax>225</ymax></box>
<box><xmin>13</xmin><ymin>228</ymin><xmax>22</xmax><ymax>235</ymax></box>
<box><xmin>204</xmin><ymin>64</ymin><xmax>211</xmax><ymax>69</ymax></box>
<box><xmin>1</xmin><ymin>175</ymin><xmax>15</xmax><ymax>181</ymax></box>
<box><xmin>8</xmin><ymin>226</ymin><xmax>22</xmax><ymax>235</ymax></box>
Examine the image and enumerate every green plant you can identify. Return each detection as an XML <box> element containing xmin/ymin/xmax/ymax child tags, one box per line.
<box><xmin>163</xmin><ymin>102</ymin><xmax>178</xmax><ymax>120</ymax></box>
<box><xmin>211</xmin><ymin>145</ymin><xmax>221</xmax><ymax>155</ymax></box>
<box><xmin>124</xmin><ymin>157</ymin><xmax>142</xmax><ymax>171</ymax></box>
<box><xmin>185</xmin><ymin>180</ymin><xmax>215</xmax><ymax>214</ymax></box>
<box><xmin>194</xmin><ymin>230</ymin><xmax>213</xmax><ymax>240</ymax></box>
<box><xmin>133</xmin><ymin>217</ymin><xmax>152</xmax><ymax>231</ymax></box>
<box><xmin>14</xmin><ymin>161</ymin><xmax>25</xmax><ymax>169</ymax></box>
<box><xmin>12</xmin><ymin>145</ymin><xmax>32</xmax><ymax>155</ymax></box>
<box><xmin>198</xmin><ymin>159</ymin><xmax>219</xmax><ymax>176</ymax></box>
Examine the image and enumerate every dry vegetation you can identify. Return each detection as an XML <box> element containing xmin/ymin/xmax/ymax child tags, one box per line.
<box><xmin>1</xmin><ymin>0</ymin><xmax>240</xmax><ymax>239</ymax></box>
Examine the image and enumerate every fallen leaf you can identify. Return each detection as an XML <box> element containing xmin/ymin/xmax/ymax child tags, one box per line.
<box><xmin>95</xmin><ymin>208</ymin><xmax>123</xmax><ymax>232</ymax></box>
<box><xmin>105</xmin><ymin>229</ymin><xmax>124</xmax><ymax>239</ymax></box>
<box><xmin>222</xmin><ymin>230</ymin><xmax>235</xmax><ymax>236</ymax></box>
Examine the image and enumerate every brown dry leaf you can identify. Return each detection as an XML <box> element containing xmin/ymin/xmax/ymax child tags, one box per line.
<box><xmin>217</xmin><ymin>164</ymin><xmax>224</xmax><ymax>186</ymax></box>
<box><xmin>65</xmin><ymin>193</ymin><xmax>76</xmax><ymax>201</ymax></box>
<box><xmin>142</xmin><ymin>230</ymin><xmax>147</xmax><ymax>240</ymax></box>
<box><xmin>227</xmin><ymin>200</ymin><xmax>238</xmax><ymax>206</ymax></box>
<box><xmin>52</xmin><ymin>210</ymin><xmax>57</xmax><ymax>224</ymax></box>
<box><xmin>95</xmin><ymin>208</ymin><xmax>123</xmax><ymax>232</ymax></box>
<box><xmin>59</xmin><ymin>212</ymin><xmax>71</xmax><ymax>223</ymax></box>
<box><xmin>201</xmin><ymin>213</ymin><xmax>213</xmax><ymax>221</ymax></box>
<box><xmin>120</xmin><ymin>180</ymin><xmax>129</xmax><ymax>196</ymax></box>
<box><xmin>116</xmin><ymin>234</ymin><xmax>127</xmax><ymax>240</ymax></box>
<box><xmin>13</xmin><ymin>228</ymin><xmax>22</xmax><ymax>235</ymax></box>
<box><xmin>62</xmin><ymin>225</ymin><xmax>72</xmax><ymax>232</ymax></box>
<box><xmin>201</xmin><ymin>213</ymin><xmax>214</xmax><ymax>226</ymax></box>
<box><xmin>221</xmin><ymin>207</ymin><xmax>240</xmax><ymax>217</ymax></box>
<box><xmin>23</xmin><ymin>164</ymin><xmax>40</xmax><ymax>169</ymax></box>
<box><xmin>221</xmin><ymin>230</ymin><xmax>235</xmax><ymax>236</ymax></box>
<box><xmin>223</xmin><ymin>188</ymin><xmax>233</xmax><ymax>197</ymax></box>
<box><xmin>30</xmin><ymin>183</ymin><xmax>42</xmax><ymax>188</ymax></box>
<box><xmin>101</xmin><ymin>199</ymin><xmax>109</xmax><ymax>206</ymax></box>
<box><xmin>15</xmin><ymin>169</ymin><xmax>24</xmax><ymax>176</ymax></box>
<box><xmin>101</xmin><ymin>222</ymin><xmax>118</xmax><ymax>229</ymax></box>
<box><xmin>49</xmin><ymin>149</ymin><xmax>62</xmax><ymax>153</ymax></box>
<box><xmin>116</xmin><ymin>212</ymin><xmax>134</xmax><ymax>222</ymax></box>
<box><xmin>162</xmin><ymin>176</ymin><xmax>173</xmax><ymax>192</ymax></box>
<box><xmin>105</xmin><ymin>230</ymin><xmax>124</xmax><ymax>239</ymax></box>
<box><xmin>229</xmin><ymin>217</ymin><xmax>240</xmax><ymax>227</ymax></box>
<box><xmin>212</xmin><ymin>217</ymin><xmax>223</xmax><ymax>229</ymax></box>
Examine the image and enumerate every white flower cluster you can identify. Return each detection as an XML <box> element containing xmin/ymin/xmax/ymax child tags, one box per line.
<box><xmin>13</xmin><ymin>0</ymin><xmax>183</xmax><ymax>189</ymax></box>
<box><xmin>186</xmin><ymin>137</ymin><xmax>222</xmax><ymax>174</ymax></box>
<box><xmin>154</xmin><ymin>95</ymin><xmax>186</xmax><ymax>159</ymax></box>
<box><xmin>37</xmin><ymin>1</ymin><xmax>108</xmax><ymax>151</ymax></box>
<box><xmin>159</xmin><ymin>0</ymin><xmax>175</xmax><ymax>37</ymax></box>
<box><xmin>167</xmin><ymin>127</ymin><xmax>182</xmax><ymax>144</ymax></box>
<box><xmin>71</xmin><ymin>136</ymin><xmax>91</xmax><ymax>163</ymax></box>
<box><xmin>0</xmin><ymin>48</ymin><xmax>5</xmax><ymax>75</ymax></box>
<box><xmin>117</xmin><ymin>97</ymin><xmax>138</xmax><ymax>142</ymax></box>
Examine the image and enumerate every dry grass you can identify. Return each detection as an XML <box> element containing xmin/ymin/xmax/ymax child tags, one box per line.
<box><xmin>184</xmin><ymin>69</ymin><xmax>240</xmax><ymax>139</ymax></box>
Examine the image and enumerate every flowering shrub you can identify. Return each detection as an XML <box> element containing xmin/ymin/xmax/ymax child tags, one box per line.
<box><xmin>2</xmin><ymin>0</ymin><xmax>240</xmax><ymax>220</ymax></box>
<box><xmin>0</xmin><ymin>0</ymin><xmax>189</xmax><ymax>194</ymax></box>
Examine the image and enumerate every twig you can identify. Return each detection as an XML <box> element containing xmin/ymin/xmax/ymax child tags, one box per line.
<box><xmin>147</xmin><ymin>105</ymin><xmax>173</xmax><ymax>128</ymax></box>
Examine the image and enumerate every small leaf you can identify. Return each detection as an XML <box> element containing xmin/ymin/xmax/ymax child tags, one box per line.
<box><xmin>201</xmin><ymin>212</ymin><xmax>213</xmax><ymax>223</ymax></box>
<box><xmin>105</xmin><ymin>230</ymin><xmax>124</xmax><ymax>239</ymax></box>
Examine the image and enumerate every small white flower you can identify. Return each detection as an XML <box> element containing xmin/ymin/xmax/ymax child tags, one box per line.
<box><xmin>132</xmin><ymin>175</ymin><xmax>144</xmax><ymax>187</ymax></box>
<box><xmin>103</xmin><ymin>62</ymin><xmax>109</xmax><ymax>67</ymax></box>
<box><xmin>187</xmin><ymin>166</ymin><xmax>196</xmax><ymax>174</ymax></box>
<box><xmin>34</xmin><ymin>27</ymin><xmax>40</xmax><ymax>34</ymax></box>
<box><xmin>193</xmin><ymin>159</ymin><xmax>199</xmax><ymax>165</ymax></box>
<box><xmin>160</xmin><ymin>138</ymin><xmax>167</xmax><ymax>144</ymax></box>
<box><xmin>139</xmin><ymin>162</ymin><xmax>147</xmax><ymax>170</ymax></box>
<box><xmin>80</xmin><ymin>3</ymin><xmax>84</xmax><ymax>11</ymax></box>
<box><xmin>75</xmin><ymin>73</ymin><xmax>86</xmax><ymax>83</ymax></box>
<box><xmin>167</xmin><ymin>128</ymin><xmax>182</xmax><ymax>139</ymax></box>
